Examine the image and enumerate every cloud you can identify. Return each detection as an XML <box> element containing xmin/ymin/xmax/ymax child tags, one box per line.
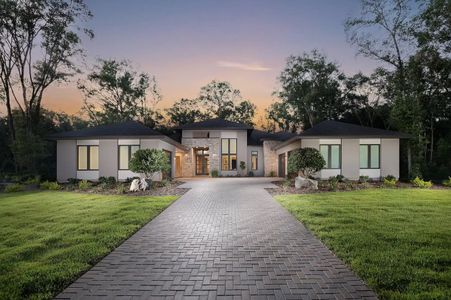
<box><xmin>217</xmin><ymin>60</ymin><xmax>270</xmax><ymax>71</ymax></box>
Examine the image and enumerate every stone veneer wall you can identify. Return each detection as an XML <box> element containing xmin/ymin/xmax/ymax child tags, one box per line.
<box><xmin>181</xmin><ymin>138</ymin><xmax>220</xmax><ymax>177</ymax></box>
<box><xmin>263</xmin><ymin>140</ymin><xmax>280</xmax><ymax>176</ymax></box>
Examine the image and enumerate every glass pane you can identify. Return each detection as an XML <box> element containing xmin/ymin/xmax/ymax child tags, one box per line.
<box><xmin>330</xmin><ymin>145</ymin><xmax>340</xmax><ymax>168</ymax></box>
<box><xmin>221</xmin><ymin>139</ymin><xmax>229</xmax><ymax>154</ymax></box>
<box><xmin>229</xmin><ymin>139</ymin><xmax>237</xmax><ymax>154</ymax></box>
<box><xmin>130</xmin><ymin>145</ymin><xmax>139</xmax><ymax>158</ymax></box>
<box><xmin>370</xmin><ymin>145</ymin><xmax>380</xmax><ymax>168</ymax></box>
<box><xmin>360</xmin><ymin>145</ymin><xmax>368</xmax><ymax>169</ymax></box>
<box><xmin>89</xmin><ymin>146</ymin><xmax>99</xmax><ymax>170</ymax></box>
<box><xmin>119</xmin><ymin>146</ymin><xmax>129</xmax><ymax>169</ymax></box>
<box><xmin>78</xmin><ymin>146</ymin><xmax>88</xmax><ymax>170</ymax></box>
<box><xmin>252</xmin><ymin>155</ymin><xmax>257</xmax><ymax>170</ymax></box>
<box><xmin>230</xmin><ymin>154</ymin><xmax>237</xmax><ymax>170</ymax></box>
<box><xmin>320</xmin><ymin>145</ymin><xmax>329</xmax><ymax>168</ymax></box>
<box><xmin>221</xmin><ymin>155</ymin><xmax>229</xmax><ymax>170</ymax></box>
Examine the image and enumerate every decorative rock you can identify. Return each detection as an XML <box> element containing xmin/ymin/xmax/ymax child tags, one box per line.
<box><xmin>140</xmin><ymin>178</ymin><xmax>149</xmax><ymax>191</ymax></box>
<box><xmin>130</xmin><ymin>179</ymin><xmax>140</xmax><ymax>192</ymax></box>
<box><xmin>295</xmin><ymin>176</ymin><xmax>318</xmax><ymax>190</ymax></box>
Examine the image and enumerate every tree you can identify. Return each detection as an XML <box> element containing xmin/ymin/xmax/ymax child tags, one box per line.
<box><xmin>231</xmin><ymin>100</ymin><xmax>256</xmax><ymax>126</ymax></box>
<box><xmin>265</xmin><ymin>101</ymin><xmax>298</xmax><ymax>132</ymax></box>
<box><xmin>165</xmin><ymin>98</ymin><xmax>209</xmax><ymax>126</ymax></box>
<box><xmin>129</xmin><ymin>149</ymin><xmax>170</xmax><ymax>180</ymax></box>
<box><xmin>273</xmin><ymin>50</ymin><xmax>347</xmax><ymax>130</ymax></box>
<box><xmin>199</xmin><ymin>80</ymin><xmax>240</xmax><ymax>119</ymax></box>
<box><xmin>287</xmin><ymin>148</ymin><xmax>326</xmax><ymax>178</ymax></box>
<box><xmin>79</xmin><ymin>59</ymin><xmax>161</xmax><ymax>125</ymax></box>
<box><xmin>0</xmin><ymin>0</ymin><xmax>93</xmax><ymax>138</ymax></box>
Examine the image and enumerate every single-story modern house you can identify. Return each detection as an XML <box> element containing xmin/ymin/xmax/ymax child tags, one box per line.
<box><xmin>49</xmin><ymin>118</ymin><xmax>411</xmax><ymax>182</ymax></box>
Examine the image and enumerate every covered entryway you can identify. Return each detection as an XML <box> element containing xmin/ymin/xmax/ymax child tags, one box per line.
<box><xmin>195</xmin><ymin>147</ymin><xmax>209</xmax><ymax>175</ymax></box>
<box><xmin>278</xmin><ymin>153</ymin><xmax>286</xmax><ymax>177</ymax></box>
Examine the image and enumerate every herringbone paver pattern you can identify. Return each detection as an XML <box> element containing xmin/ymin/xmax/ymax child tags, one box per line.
<box><xmin>56</xmin><ymin>178</ymin><xmax>377</xmax><ymax>299</ymax></box>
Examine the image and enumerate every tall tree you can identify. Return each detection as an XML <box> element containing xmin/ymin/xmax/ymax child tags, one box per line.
<box><xmin>165</xmin><ymin>98</ymin><xmax>209</xmax><ymax>127</ymax></box>
<box><xmin>231</xmin><ymin>100</ymin><xmax>256</xmax><ymax>126</ymax></box>
<box><xmin>0</xmin><ymin>0</ymin><xmax>93</xmax><ymax>138</ymax></box>
<box><xmin>199</xmin><ymin>80</ymin><xmax>241</xmax><ymax>119</ymax></box>
<box><xmin>272</xmin><ymin>50</ymin><xmax>347</xmax><ymax>130</ymax></box>
<box><xmin>79</xmin><ymin>59</ymin><xmax>161</xmax><ymax>125</ymax></box>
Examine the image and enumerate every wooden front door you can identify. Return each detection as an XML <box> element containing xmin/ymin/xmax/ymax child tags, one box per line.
<box><xmin>175</xmin><ymin>155</ymin><xmax>182</xmax><ymax>177</ymax></box>
<box><xmin>278</xmin><ymin>153</ymin><xmax>286</xmax><ymax>177</ymax></box>
<box><xmin>195</xmin><ymin>148</ymin><xmax>209</xmax><ymax>175</ymax></box>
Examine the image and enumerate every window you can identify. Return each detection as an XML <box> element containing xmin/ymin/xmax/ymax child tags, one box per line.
<box><xmin>360</xmin><ymin>144</ymin><xmax>380</xmax><ymax>169</ymax></box>
<box><xmin>320</xmin><ymin>144</ymin><xmax>341</xmax><ymax>169</ymax></box>
<box><xmin>77</xmin><ymin>145</ymin><xmax>99</xmax><ymax>170</ymax></box>
<box><xmin>251</xmin><ymin>151</ymin><xmax>258</xmax><ymax>170</ymax></box>
<box><xmin>193</xmin><ymin>131</ymin><xmax>209</xmax><ymax>138</ymax></box>
<box><xmin>118</xmin><ymin>145</ymin><xmax>140</xmax><ymax>170</ymax></box>
<box><xmin>221</xmin><ymin>138</ymin><xmax>237</xmax><ymax>171</ymax></box>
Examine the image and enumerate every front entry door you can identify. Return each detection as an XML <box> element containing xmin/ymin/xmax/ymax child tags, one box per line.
<box><xmin>195</xmin><ymin>148</ymin><xmax>209</xmax><ymax>175</ymax></box>
<box><xmin>278</xmin><ymin>153</ymin><xmax>286</xmax><ymax>177</ymax></box>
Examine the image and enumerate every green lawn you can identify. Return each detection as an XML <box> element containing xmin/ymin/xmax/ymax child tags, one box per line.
<box><xmin>275</xmin><ymin>189</ymin><xmax>451</xmax><ymax>299</ymax></box>
<box><xmin>0</xmin><ymin>191</ymin><xmax>177</xmax><ymax>300</ymax></box>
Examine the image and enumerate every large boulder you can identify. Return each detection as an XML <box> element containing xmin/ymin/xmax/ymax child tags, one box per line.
<box><xmin>295</xmin><ymin>176</ymin><xmax>318</xmax><ymax>190</ymax></box>
<box><xmin>140</xmin><ymin>178</ymin><xmax>151</xmax><ymax>191</ymax></box>
<box><xmin>130</xmin><ymin>179</ymin><xmax>140</xmax><ymax>192</ymax></box>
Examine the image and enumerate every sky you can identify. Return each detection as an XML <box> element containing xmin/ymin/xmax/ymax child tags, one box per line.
<box><xmin>42</xmin><ymin>0</ymin><xmax>381</xmax><ymax>116</ymax></box>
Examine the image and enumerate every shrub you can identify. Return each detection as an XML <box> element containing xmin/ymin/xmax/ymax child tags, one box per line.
<box><xmin>160</xmin><ymin>179</ymin><xmax>171</xmax><ymax>187</ymax></box>
<box><xmin>383</xmin><ymin>178</ymin><xmax>397</xmax><ymax>188</ymax></box>
<box><xmin>129</xmin><ymin>149</ymin><xmax>170</xmax><ymax>179</ymax></box>
<box><xmin>384</xmin><ymin>175</ymin><xmax>396</xmax><ymax>181</ymax></box>
<box><xmin>287</xmin><ymin>148</ymin><xmax>326</xmax><ymax>178</ymax></box>
<box><xmin>281</xmin><ymin>178</ymin><xmax>291</xmax><ymax>190</ymax></box>
<box><xmin>411</xmin><ymin>176</ymin><xmax>432</xmax><ymax>189</ymax></box>
<box><xmin>269</xmin><ymin>171</ymin><xmax>276</xmax><ymax>177</ymax></box>
<box><xmin>98</xmin><ymin>176</ymin><xmax>116</xmax><ymax>187</ymax></box>
<box><xmin>5</xmin><ymin>183</ymin><xmax>24</xmax><ymax>193</ymax></box>
<box><xmin>335</xmin><ymin>174</ymin><xmax>346</xmax><ymax>182</ymax></box>
<box><xmin>442</xmin><ymin>177</ymin><xmax>451</xmax><ymax>187</ymax></box>
<box><xmin>248</xmin><ymin>171</ymin><xmax>254</xmax><ymax>177</ymax></box>
<box><xmin>67</xmin><ymin>178</ymin><xmax>80</xmax><ymax>185</ymax></box>
<box><xmin>40</xmin><ymin>181</ymin><xmax>60</xmax><ymax>190</ymax></box>
<box><xmin>359</xmin><ymin>175</ymin><xmax>369</xmax><ymax>183</ymax></box>
<box><xmin>211</xmin><ymin>169</ymin><xmax>219</xmax><ymax>177</ymax></box>
<box><xmin>78</xmin><ymin>180</ymin><xmax>91</xmax><ymax>190</ymax></box>
<box><xmin>328</xmin><ymin>176</ymin><xmax>339</xmax><ymax>191</ymax></box>
<box><xmin>116</xmin><ymin>184</ymin><xmax>127</xmax><ymax>194</ymax></box>
<box><xmin>239</xmin><ymin>161</ymin><xmax>246</xmax><ymax>171</ymax></box>
<box><xmin>24</xmin><ymin>176</ymin><xmax>40</xmax><ymax>185</ymax></box>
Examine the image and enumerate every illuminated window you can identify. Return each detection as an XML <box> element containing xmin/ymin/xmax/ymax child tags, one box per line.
<box><xmin>251</xmin><ymin>151</ymin><xmax>258</xmax><ymax>170</ymax></box>
<box><xmin>221</xmin><ymin>138</ymin><xmax>237</xmax><ymax>171</ymax></box>
<box><xmin>118</xmin><ymin>145</ymin><xmax>140</xmax><ymax>170</ymax></box>
<box><xmin>77</xmin><ymin>145</ymin><xmax>99</xmax><ymax>170</ymax></box>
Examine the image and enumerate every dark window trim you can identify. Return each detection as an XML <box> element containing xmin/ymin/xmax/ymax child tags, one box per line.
<box><xmin>251</xmin><ymin>151</ymin><xmax>258</xmax><ymax>170</ymax></box>
<box><xmin>118</xmin><ymin>145</ymin><xmax>140</xmax><ymax>170</ymax></box>
<box><xmin>320</xmin><ymin>144</ymin><xmax>341</xmax><ymax>169</ymax></box>
<box><xmin>360</xmin><ymin>144</ymin><xmax>381</xmax><ymax>169</ymax></box>
<box><xmin>77</xmin><ymin>145</ymin><xmax>99</xmax><ymax>171</ymax></box>
<box><xmin>221</xmin><ymin>138</ymin><xmax>238</xmax><ymax>171</ymax></box>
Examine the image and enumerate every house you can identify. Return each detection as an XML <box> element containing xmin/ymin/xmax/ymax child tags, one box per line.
<box><xmin>49</xmin><ymin>118</ymin><xmax>410</xmax><ymax>182</ymax></box>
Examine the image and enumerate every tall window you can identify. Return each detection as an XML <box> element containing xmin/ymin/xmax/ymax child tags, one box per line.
<box><xmin>221</xmin><ymin>138</ymin><xmax>237</xmax><ymax>171</ymax></box>
<box><xmin>360</xmin><ymin>144</ymin><xmax>380</xmax><ymax>169</ymax></box>
<box><xmin>118</xmin><ymin>145</ymin><xmax>140</xmax><ymax>170</ymax></box>
<box><xmin>320</xmin><ymin>144</ymin><xmax>341</xmax><ymax>169</ymax></box>
<box><xmin>251</xmin><ymin>151</ymin><xmax>258</xmax><ymax>170</ymax></box>
<box><xmin>77</xmin><ymin>145</ymin><xmax>99</xmax><ymax>170</ymax></box>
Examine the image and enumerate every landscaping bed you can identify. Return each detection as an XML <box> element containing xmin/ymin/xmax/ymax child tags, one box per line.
<box><xmin>275</xmin><ymin>189</ymin><xmax>451</xmax><ymax>299</ymax></box>
<box><xmin>0</xmin><ymin>191</ymin><xmax>178</xmax><ymax>300</ymax></box>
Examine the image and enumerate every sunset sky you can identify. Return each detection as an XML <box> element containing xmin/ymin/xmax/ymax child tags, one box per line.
<box><xmin>42</xmin><ymin>0</ymin><xmax>380</xmax><ymax>116</ymax></box>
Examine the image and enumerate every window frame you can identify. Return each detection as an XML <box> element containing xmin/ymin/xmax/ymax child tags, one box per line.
<box><xmin>251</xmin><ymin>151</ymin><xmax>258</xmax><ymax>170</ymax></box>
<box><xmin>319</xmin><ymin>144</ymin><xmax>341</xmax><ymax>169</ymax></box>
<box><xmin>77</xmin><ymin>145</ymin><xmax>99</xmax><ymax>171</ymax></box>
<box><xmin>221</xmin><ymin>138</ymin><xmax>238</xmax><ymax>171</ymax></box>
<box><xmin>359</xmin><ymin>144</ymin><xmax>380</xmax><ymax>169</ymax></box>
<box><xmin>118</xmin><ymin>145</ymin><xmax>140</xmax><ymax>170</ymax></box>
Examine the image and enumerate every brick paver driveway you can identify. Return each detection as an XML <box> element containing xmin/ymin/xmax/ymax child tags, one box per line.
<box><xmin>57</xmin><ymin>178</ymin><xmax>376</xmax><ymax>299</ymax></box>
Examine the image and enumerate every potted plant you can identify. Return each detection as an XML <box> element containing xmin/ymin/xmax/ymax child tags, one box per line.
<box><xmin>239</xmin><ymin>161</ymin><xmax>246</xmax><ymax>176</ymax></box>
<box><xmin>129</xmin><ymin>149</ymin><xmax>171</xmax><ymax>190</ymax></box>
<box><xmin>287</xmin><ymin>148</ymin><xmax>325</xmax><ymax>190</ymax></box>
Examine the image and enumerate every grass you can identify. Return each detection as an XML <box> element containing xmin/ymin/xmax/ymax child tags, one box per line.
<box><xmin>275</xmin><ymin>189</ymin><xmax>451</xmax><ymax>300</ymax></box>
<box><xmin>0</xmin><ymin>191</ymin><xmax>178</xmax><ymax>300</ymax></box>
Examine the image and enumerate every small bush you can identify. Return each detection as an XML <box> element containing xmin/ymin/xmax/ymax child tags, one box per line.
<box><xmin>40</xmin><ymin>181</ymin><xmax>60</xmax><ymax>190</ymax></box>
<box><xmin>383</xmin><ymin>178</ymin><xmax>397</xmax><ymax>188</ymax></box>
<box><xmin>116</xmin><ymin>184</ymin><xmax>127</xmax><ymax>194</ymax></box>
<box><xmin>335</xmin><ymin>174</ymin><xmax>346</xmax><ymax>182</ymax></box>
<box><xmin>281</xmin><ymin>178</ymin><xmax>291</xmax><ymax>190</ymax></box>
<box><xmin>5</xmin><ymin>183</ymin><xmax>24</xmax><ymax>193</ymax></box>
<box><xmin>67</xmin><ymin>178</ymin><xmax>80</xmax><ymax>185</ymax></box>
<box><xmin>24</xmin><ymin>176</ymin><xmax>40</xmax><ymax>185</ymax></box>
<box><xmin>269</xmin><ymin>171</ymin><xmax>276</xmax><ymax>177</ymax></box>
<box><xmin>384</xmin><ymin>175</ymin><xmax>396</xmax><ymax>181</ymax></box>
<box><xmin>328</xmin><ymin>176</ymin><xmax>339</xmax><ymax>191</ymax></box>
<box><xmin>248</xmin><ymin>171</ymin><xmax>254</xmax><ymax>177</ymax></box>
<box><xmin>160</xmin><ymin>179</ymin><xmax>171</xmax><ymax>187</ymax></box>
<box><xmin>99</xmin><ymin>176</ymin><xmax>116</xmax><ymax>188</ymax></box>
<box><xmin>442</xmin><ymin>177</ymin><xmax>451</xmax><ymax>187</ymax></box>
<box><xmin>78</xmin><ymin>180</ymin><xmax>91</xmax><ymax>190</ymax></box>
<box><xmin>211</xmin><ymin>169</ymin><xmax>219</xmax><ymax>177</ymax></box>
<box><xmin>411</xmin><ymin>176</ymin><xmax>432</xmax><ymax>189</ymax></box>
<box><xmin>359</xmin><ymin>175</ymin><xmax>369</xmax><ymax>183</ymax></box>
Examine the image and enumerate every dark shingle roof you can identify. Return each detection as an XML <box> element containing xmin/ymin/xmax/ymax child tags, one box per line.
<box><xmin>48</xmin><ymin>121</ymin><xmax>163</xmax><ymax>139</ymax></box>
<box><xmin>299</xmin><ymin>120</ymin><xmax>412</xmax><ymax>138</ymax></box>
<box><xmin>248</xmin><ymin>130</ymin><xmax>298</xmax><ymax>146</ymax></box>
<box><xmin>176</xmin><ymin>118</ymin><xmax>252</xmax><ymax>130</ymax></box>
